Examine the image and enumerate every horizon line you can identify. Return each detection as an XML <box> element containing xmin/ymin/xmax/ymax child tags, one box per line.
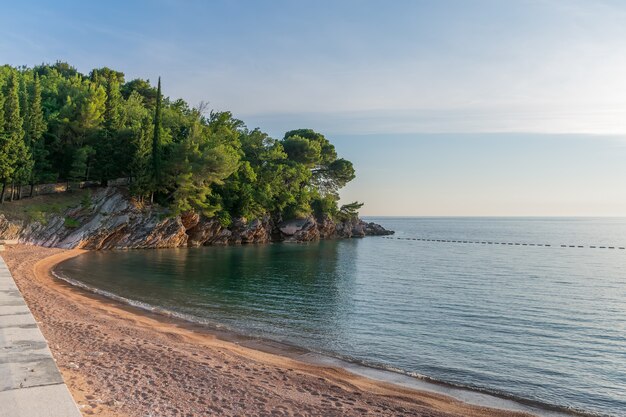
<box><xmin>360</xmin><ymin>215</ymin><xmax>626</xmax><ymax>218</ymax></box>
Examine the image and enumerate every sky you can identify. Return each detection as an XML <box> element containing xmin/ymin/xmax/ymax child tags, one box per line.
<box><xmin>2</xmin><ymin>0</ymin><xmax>626</xmax><ymax>215</ymax></box>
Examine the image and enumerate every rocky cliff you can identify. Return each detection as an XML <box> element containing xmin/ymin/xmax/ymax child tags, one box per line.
<box><xmin>0</xmin><ymin>187</ymin><xmax>393</xmax><ymax>250</ymax></box>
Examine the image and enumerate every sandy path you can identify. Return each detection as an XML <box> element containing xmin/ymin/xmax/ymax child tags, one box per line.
<box><xmin>1</xmin><ymin>245</ymin><xmax>533</xmax><ymax>417</ymax></box>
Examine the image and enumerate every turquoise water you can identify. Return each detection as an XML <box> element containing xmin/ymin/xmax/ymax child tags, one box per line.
<box><xmin>56</xmin><ymin>218</ymin><xmax>626</xmax><ymax>416</ymax></box>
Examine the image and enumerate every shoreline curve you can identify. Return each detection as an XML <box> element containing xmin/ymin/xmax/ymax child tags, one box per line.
<box><xmin>7</xmin><ymin>244</ymin><xmax>577</xmax><ymax>416</ymax></box>
<box><xmin>51</xmin><ymin>253</ymin><xmax>584</xmax><ymax>417</ymax></box>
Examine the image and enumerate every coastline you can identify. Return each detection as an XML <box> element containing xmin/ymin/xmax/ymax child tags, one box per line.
<box><xmin>3</xmin><ymin>244</ymin><xmax>553</xmax><ymax>417</ymax></box>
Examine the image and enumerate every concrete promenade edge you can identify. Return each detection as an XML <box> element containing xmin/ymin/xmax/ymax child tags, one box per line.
<box><xmin>0</xmin><ymin>252</ymin><xmax>82</xmax><ymax>417</ymax></box>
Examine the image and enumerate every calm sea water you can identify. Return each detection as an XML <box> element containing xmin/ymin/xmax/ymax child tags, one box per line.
<box><xmin>56</xmin><ymin>218</ymin><xmax>626</xmax><ymax>416</ymax></box>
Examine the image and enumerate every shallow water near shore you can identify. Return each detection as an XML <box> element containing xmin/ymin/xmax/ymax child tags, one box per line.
<box><xmin>55</xmin><ymin>217</ymin><xmax>626</xmax><ymax>417</ymax></box>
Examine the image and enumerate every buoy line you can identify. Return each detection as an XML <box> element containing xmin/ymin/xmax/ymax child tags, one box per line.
<box><xmin>382</xmin><ymin>236</ymin><xmax>625</xmax><ymax>250</ymax></box>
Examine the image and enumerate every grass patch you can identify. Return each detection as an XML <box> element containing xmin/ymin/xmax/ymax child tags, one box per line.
<box><xmin>64</xmin><ymin>217</ymin><xmax>80</xmax><ymax>228</ymax></box>
<box><xmin>28</xmin><ymin>210</ymin><xmax>48</xmax><ymax>225</ymax></box>
<box><xmin>0</xmin><ymin>189</ymin><xmax>92</xmax><ymax>223</ymax></box>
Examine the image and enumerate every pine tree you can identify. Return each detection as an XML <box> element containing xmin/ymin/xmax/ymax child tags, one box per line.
<box><xmin>68</xmin><ymin>146</ymin><xmax>93</xmax><ymax>183</ymax></box>
<box><xmin>28</xmin><ymin>73</ymin><xmax>49</xmax><ymax>196</ymax></box>
<box><xmin>12</xmin><ymin>137</ymin><xmax>32</xmax><ymax>200</ymax></box>
<box><xmin>151</xmin><ymin>77</ymin><xmax>162</xmax><ymax>202</ymax></box>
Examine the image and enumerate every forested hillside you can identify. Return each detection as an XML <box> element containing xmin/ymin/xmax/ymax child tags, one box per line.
<box><xmin>0</xmin><ymin>62</ymin><xmax>360</xmax><ymax>226</ymax></box>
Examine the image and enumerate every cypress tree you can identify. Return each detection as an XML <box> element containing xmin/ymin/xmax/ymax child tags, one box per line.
<box><xmin>28</xmin><ymin>74</ymin><xmax>46</xmax><ymax>145</ymax></box>
<box><xmin>9</xmin><ymin>74</ymin><xmax>31</xmax><ymax>200</ymax></box>
<box><xmin>0</xmin><ymin>88</ymin><xmax>6</xmax><ymax>203</ymax></box>
<box><xmin>96</xmin><ymin>75</ymin><xmax>123</xmax><ymax>185</ymax></box>
<box><xmin>129</xmin><ymin>116</ymin><xmax>153</xmax><ymax>202</ymax></box>
<box><xmin>104</xmin><ymin>76</ymin><xmax>122</xmax><ymax>132</ymax></box>
<box><xmin>1</xmin><ymin>73</ymin><xmax>24</xmax><ymax>202</ymax></box>
<box><xmin>4</xmin><ymin>73</ymin><xmax>23</xmax><ymax>141</ymax></box>
<box><xmin>19</xmin><ymin>76</ymin><xmax>29</xmax><ymax>134</ymax></box>
<box><xmin>151</xmin><ymin>77</ymin><xmax>162</xmax><ymax>202</ymax></box>
<box><xmin>18</xmin><ymin>74</ymin><xmax>32</xmax><ymax>199</ymax></box>
<box><xmin>91</xmin><ymin>69</ymin><xmax>100</xmax><ymax>84</ymax></box>
<box><xmin>0</xmin><ymin>86</ymin><xmax>4</xmax><ymax>134</ymax></box>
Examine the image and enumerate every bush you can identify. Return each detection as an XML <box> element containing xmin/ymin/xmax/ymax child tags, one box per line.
<box><xmin>81</xmin><ymin>191</ymin><xmax>92</xmax><ymax>210</ymax></box>
<box><xmin>216</xmin><ymin>211</ymin><xmax>232</xmax><ymax>227</ymax></box>
<box><xmin>311</xmin><ymin>195</ymin><xmax>338</xmax><ymax>219</ymax></box>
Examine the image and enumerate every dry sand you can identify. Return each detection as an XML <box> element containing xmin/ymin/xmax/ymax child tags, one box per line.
<box><xmin>2</xmin><ymin>245</ymin><xmax>533</xmax><ymax>417</ymax></box>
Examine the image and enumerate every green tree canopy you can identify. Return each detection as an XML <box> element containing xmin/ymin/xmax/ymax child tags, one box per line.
<box><xmin>0</xmin><ymin>62</ymin><xmax>360</xmax><ymax>218</ymax></box>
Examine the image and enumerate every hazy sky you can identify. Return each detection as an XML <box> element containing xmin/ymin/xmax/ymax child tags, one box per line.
<box><xmin>2</xmin><ymin>0</ymin><xmax>626</xmax><ymax>215</ymax></box>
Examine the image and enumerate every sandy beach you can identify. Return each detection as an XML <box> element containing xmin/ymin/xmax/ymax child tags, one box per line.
<box><xmin>1</xmin><ymin>244</ymin><xmax>534</xmax><ymax>417</ymax></box>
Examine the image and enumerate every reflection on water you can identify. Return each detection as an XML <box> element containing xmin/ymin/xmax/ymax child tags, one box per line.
<box><xmin>57</xmin><ymin>218</ymin><xmax>626</xmax><ymax>416</ymax></box>
<box><xmin>64</xmin><ymin>242</ymin><xmax>353</xmax><ymax>344</ymax></box>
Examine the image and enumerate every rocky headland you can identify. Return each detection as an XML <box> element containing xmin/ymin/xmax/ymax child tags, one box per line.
<box><xmin>0</xmin><ymin>187</ymin><xmax>393</xmax><ymax>250</ymax></box>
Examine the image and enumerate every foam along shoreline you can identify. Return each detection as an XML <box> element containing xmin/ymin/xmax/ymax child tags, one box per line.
<box><xmin>307</xmin><ymin>356</ymin><xmax>582</xmax><ymax>417</ymax></box>
<box><xmin>5</xmin><ymin>244</ymin><xmax>570</xmax><ymax>417</ymax></box>
<box><xmin>49</xmin><ymin>262</ymin><xmax>580</xmax><ymax>417</ymax></box>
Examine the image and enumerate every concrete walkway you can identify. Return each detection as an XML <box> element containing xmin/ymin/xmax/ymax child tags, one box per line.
<box><xmin>0</xmin><ymin>255</ymin><xmax>82</xmax><ymax>417</ymax></box>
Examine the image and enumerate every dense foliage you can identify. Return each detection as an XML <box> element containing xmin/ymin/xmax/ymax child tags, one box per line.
<box><xmin>0</xmin><ymin>62</ymin><xmax>359</xmax><ymax>224</ymax></box>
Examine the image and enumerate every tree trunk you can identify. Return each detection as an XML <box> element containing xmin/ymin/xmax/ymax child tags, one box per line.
<box><xmin>29</xmin><ymin>183</ymin><xmax>34</xmax><ymax>198</ymax></box>
<box><xmin>8</xmin><ymin>183</ymin><xmax>14</xmax><ymax>202</ymax></box>
<box><xmin>17</xmin><ymin>185</ymin><xmax>22</xmax><ymax>200</ymax></box>
<box><xmin>0</xmin><ymin>182</ymin><xmax>6</xmax><ymax>204</ymax></box>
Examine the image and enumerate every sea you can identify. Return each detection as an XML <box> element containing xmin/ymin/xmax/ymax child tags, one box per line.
<box><xmin>54</xmin><ymin>217</ymin><xmax>626</xmax><ymax>417</ymax></box>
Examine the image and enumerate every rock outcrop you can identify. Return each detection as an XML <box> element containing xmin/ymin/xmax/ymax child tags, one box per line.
<box><xmin>0</xmin><ymin>187</ymin><xmax>393</xmax><ymax>250</ymax></box>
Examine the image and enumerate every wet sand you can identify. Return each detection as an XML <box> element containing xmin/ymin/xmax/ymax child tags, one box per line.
<box><xmin>2</xmin><ymin>245</ymin><xmax>535</xmax><ymax>417</ymax></box>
